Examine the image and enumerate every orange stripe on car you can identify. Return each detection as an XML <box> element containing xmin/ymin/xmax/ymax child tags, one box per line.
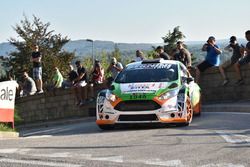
<box><xmin>96</xmin><ymin>119</ymin><xmax>115</xmax><ymax>125</ymax></box>
<box><xmin>159</xmin><ymin>117</ymin><xmax>187</xmax><ymax>123</ymax></box>
<box><xmin>153</xmin><ymin>97</ymin><xmax>168</xmax><ymax>105</ymax></box>
<box><xmin>109</xmin><ymin>97</ymin><xmax>122</xmax><ymax>107</ymax></box>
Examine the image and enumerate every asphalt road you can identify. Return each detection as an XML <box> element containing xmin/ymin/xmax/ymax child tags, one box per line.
<box><xmin>0</xmin><ymin>112</ymin><xmax>249</xmax><ymax>167</ymax></box>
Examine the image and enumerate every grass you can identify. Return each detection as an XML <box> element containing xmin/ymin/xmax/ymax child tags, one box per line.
<box><xmin>0</xmin><ymin>123</ymin><xmax>16</xmax><ymax>132</ymax></box>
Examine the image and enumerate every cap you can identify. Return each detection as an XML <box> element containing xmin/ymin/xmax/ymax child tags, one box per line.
<box><xmin>230</xmin><ymin>36</ymin><xmax>237</xmax><ymax>43</ymax></box>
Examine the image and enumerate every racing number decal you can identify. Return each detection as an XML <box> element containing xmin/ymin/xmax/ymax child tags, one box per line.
<box><xmin>129</xmin><ymin>94</ymin><xmax>147</xmax><ymax>100</ymax></box>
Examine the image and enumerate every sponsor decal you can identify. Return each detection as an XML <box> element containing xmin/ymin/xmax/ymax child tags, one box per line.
<box><xmin>120</xmin><ymin>82</ymin><xmax>167</xmax><ymax>94</ymax></box>
<box><xmin>128</xmin><ymin>63</ymin><xmax>173</xmax><ymax>70</ymax></box>
<box><xmin>0</xmin><ymin>81</ymin><xmax>17</xmax><ymax>128</ymax></box>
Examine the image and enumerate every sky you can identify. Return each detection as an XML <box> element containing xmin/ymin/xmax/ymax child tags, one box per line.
<box><xmin>0</xmin><ymin>0</ymin><xmax>249</xmax><ymax>43</ymax></box>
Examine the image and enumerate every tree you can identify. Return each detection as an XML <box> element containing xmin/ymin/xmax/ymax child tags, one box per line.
<box><xmin>9</xmin><ymin>15</ymin><xmax>75</xmax><ymax>84</ymax></box>
<box><xmin>162</xmin><ymin>26</ymin><xmax>185</xmax><ymax>55</ymax></box>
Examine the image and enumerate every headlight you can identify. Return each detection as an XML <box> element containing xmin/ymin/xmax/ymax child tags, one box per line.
<box><xmin>159</xmin><ymin>89</ymin><xmax>178</xmax><ymax>100</ymax></box>
<box><xmin>106</xmin><ymin>91</ymin><xmax>117</xmax><ymax>102</ymax></box>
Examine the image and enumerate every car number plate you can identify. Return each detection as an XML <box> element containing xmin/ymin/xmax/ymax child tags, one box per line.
<box><xmin>129</xmin><ymin>94</ymin><xmax>147</xmax><ymax>100</ymax></box>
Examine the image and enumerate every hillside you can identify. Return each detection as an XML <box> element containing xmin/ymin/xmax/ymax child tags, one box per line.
<box><xmin>0</xmin><ymin>40</ymin><xmax>155</xmax><ymax>58</ymax></box>
<box><xmin>0</xmin><ymin>38</ymin><xmax>247</xmax><ymax>63</ymax></box>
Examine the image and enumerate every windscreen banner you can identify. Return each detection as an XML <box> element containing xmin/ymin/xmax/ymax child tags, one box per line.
<box><xmin>0</xmin><ymin>81</ymin><xmax>17</xmax><ymax>128</ymax></box>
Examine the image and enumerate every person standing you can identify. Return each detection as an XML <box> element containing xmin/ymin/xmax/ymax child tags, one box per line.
<box><xmin>219</xmin><ymin>36</ymin><xmax>243</xmax><ymax>85</ymax></box>
<box><xmin>134</xmin><ymin>50</ymin><xmax>145</xmax><ymax>62</ymax></box>
<box><xmin>174</xmin><ymin>41</ymin><xmax>192</xmax><ymax>68</ymax></box>
<box><xmin>155</xmin><ymin>46</ymin><xmax>170</xmax><ymax>60</ymax></box>
<box><xmin>107</xmin><ymin>57</ymin><xmax>123</xmax><ymax>80</ymax></box>
<box><xmin>195</xmin><ymin>36</ymin><xmax>222</xmax><ymax>83</ymax></box>
<box><xmin>234</xmin><ymin>30</ymin><xmax>250</xmax><ymax>85</ymax></box>
<box><xmin>30</xmin><ymin>44</ymin><xmax>43</xmax><ymax>93</ymax></box>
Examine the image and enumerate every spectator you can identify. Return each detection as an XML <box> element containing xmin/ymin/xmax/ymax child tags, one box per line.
<box><xmin>195</xmin><ymin>36</ymin><xmax>222</xmax><ymax>83</ymax></box>
<box><xmin>134</xmin><ymin>50</ymin><xmax>145</xmax><ymax>62</ymax></box>
<box><xmin>170</xmin><ymin>48</ymin><xmax>178</xmax><ymax>60</ymax></box>
<box><xmin>21</xmin><ymin>70</ymin><xmax>37</xmax><ymax>96</ymax></box>
<box><xmin>30</xmin><ymin>44</ymin><xmax>43</xmax><ymax>93</ymax></box>
<box><xmin>234</xmin><ymin>30</ymin><xmax>250</xmax><ymax>85</ymax></box>
<box><xmin>52</xmin><ymin>66</ymin><xmax>64</xmax><ymax>88</ymax></box>
<box><xmin>88</xmin><ymin>60</ymin><xmax>105</xmax><ymax>100</ymax></box>
<box><xmin>90</xmin><ymin>60</ymin><xmax>105</xmax><ymax>84</ymax></box>
<box><xmin>74</xmin><ymin>60</ymin><xmax>88</xmax><ymax>106</ymax></box>
<box><xmin>107</xmin><ymin>57</ymin><xmax>123</xmax><ymax>80</ymax></box>
<box><xmin>174</xmin><ymin>41</ymin><xmax>192</xmax><ymax>68</ymax></box>
<box><xmin>62</xmin><ymin>64</ymin><xmax>78</xmax><ymax>88</ymax></box>
<box><xmin>219</xmin><ymin>36</ymin><xmax>243</xmax><ymax>85</ymax></box>
<box><xmin>155</xmin><ymin>46</ymin><xmax>170</xmax><ymax>60</ymax></box>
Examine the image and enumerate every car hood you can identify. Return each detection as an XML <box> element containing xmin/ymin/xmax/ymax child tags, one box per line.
<box><xmin>112</xmin><ymin>82</ymin><xmax>179</xmax><ymax>100</ymax></box>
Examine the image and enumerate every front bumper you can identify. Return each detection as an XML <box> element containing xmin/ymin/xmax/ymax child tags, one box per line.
<box><xmin>96</xmin><ymin>96</ymin><xmax>188</xmax><ymax>125</ymax></box>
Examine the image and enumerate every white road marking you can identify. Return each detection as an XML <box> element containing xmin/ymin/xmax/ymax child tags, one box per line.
<box><xmin>145</xmin><ymin>159</ymin><xmax>183</xmax><ymax>166</ymax></box>
<box><xmin>32</xmin><ymin>152</ymin><xmax>72</xmax><ymax>158</ymax></box>
<box><xmin>87</xmin><ymin>155</ymin><xmax>123</xmax><ymax>163</ymax></box>
<box><xmin>0</xmin><ymin>158</ymin><xmax>82</xmax><ymax>167</ymax></box>
<box><xmin>201</xmin><ymin>163</ymin><xmax>245</xmax><ymax>167</ymax></box>
<box><xmin>206</xmin><ymin>112</ymin><xmax>250</xmax><ymax>115</ymax></box>
<box><xmin>0</xmin><ymin>148</ymin><xmax>18</xmax><ymax>154</ymax></box>
<box><xmin>22</xmin><ymin>127</ymin><xmax>73</xmax><ymax>136</ymax></box>
<box><xmin>22</xmin><ymin>135</ymin><xmax>52</xmax><ymax>139</ymax></box>
<box><xmin>216</xmin><ymin>131</ymin><xmax>250</xmax><ymax>144</ymax></box>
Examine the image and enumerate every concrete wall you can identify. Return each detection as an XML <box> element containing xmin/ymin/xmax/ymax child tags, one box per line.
<box><xmin>199</xmin><ymin>65</ymin><xmax>250</xmax><ymax>103</ymax></box>
<box><xmin>15</xmin><ymin>86</ymin><xmax>104</xmax><ymax>124</ymax></box>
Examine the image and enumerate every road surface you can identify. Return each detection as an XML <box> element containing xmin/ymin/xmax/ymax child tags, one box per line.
<box><xmin>0</xmin><ymin>112</ymin><xmax>249</xmax><ymax>167</ymax></box>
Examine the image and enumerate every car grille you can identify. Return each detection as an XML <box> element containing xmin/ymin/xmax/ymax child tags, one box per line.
<box><xmin>118</xmin><ymin>114</ymin><xmax>158</xmax><ymax>121</ymax></box>
<box><xmin>114</xmin><ymin>100</ymin><xmax>161</xmax><ymax>111</ymax></box>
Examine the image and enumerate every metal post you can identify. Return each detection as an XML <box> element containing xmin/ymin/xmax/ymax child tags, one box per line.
<box><xmin>86</xmin><ymin>39</ymin><xmax>94</xmax><ymax>65</ymax></box>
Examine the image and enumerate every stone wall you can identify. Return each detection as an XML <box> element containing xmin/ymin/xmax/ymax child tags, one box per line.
<box><xmin>199</xmin><ymin>65</ymin><xmax>250</xmax><ymax>103</ymax></box>
<box><xmin>15</xmin><ymin>85</ymin><xmax>106</xmax><ymax>124</ymax></box>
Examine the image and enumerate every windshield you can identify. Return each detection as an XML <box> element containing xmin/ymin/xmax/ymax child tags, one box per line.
<box><xmin>115</xmin><ymin>64</ymin><xmax>178</xmax><ymax>83</ymax></box>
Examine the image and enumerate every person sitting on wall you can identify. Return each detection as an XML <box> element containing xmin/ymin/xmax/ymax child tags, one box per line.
<box><xmin>233</xmin><ymin>30</ymin><xmax>250</xmax><ymax>85</ymax></box>
<box><xmin>62</xmin><ymin>64</ymin><xmax>78</xmax><ymax>89</ymax></box>
<box><xmin>155</xmin><ymin>46</ymin><xmax>170</xmax><ymax>60</ymax></box>
<box><xmin>88</xmin><ymin>60</ymin><xmax>105</xmax><ymax>101</ymax></box>
<box><xmin>21</xmin><ymin>70</ymin><xmax>37</xmax><ymax>96</ymax></box>
<box><xmin>52</xmin><ymin>66</ymin><xmax>64</xmax><ymax>89</ymax></box>
<box><xmin>74</xmin><ymin>60</ymin><xmax>88</xmax><ymax>106</ymax></box>
<box><xmin>195</xmin><ymin>36</ymin><xmax>222</xmax><ymax>83</ymax></box>
<box><xmin>219</xmin><ymin>36</ymin><xmax>243</xmax><ymax>86</ymax></box>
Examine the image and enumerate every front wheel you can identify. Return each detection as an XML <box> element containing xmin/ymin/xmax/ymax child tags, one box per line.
<box><xmin>98</xmin><ymin>124</ymin><xmax>115</xmax><ymax>130</ymax></box>
<box><xmin>177</xmin><ymin>97</ymin><xmax>193</xmax><ymax>127</ymax></box>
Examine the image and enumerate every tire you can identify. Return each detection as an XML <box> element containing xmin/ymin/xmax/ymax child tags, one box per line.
<box><xmin>98</xmin><ymin>124</ymin><xmax>115</xmax><ymax>130</ymax></box>
<box><xmin>177</xmin><ymin>97</ymin><xmax>193</xmax><ymax>127</ymax></box>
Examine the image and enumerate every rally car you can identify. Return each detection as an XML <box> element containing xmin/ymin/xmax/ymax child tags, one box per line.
<box><xmin>96</xmin><ymin>59</ymin><xmax>201</xmax><ymax>130</ymax></box>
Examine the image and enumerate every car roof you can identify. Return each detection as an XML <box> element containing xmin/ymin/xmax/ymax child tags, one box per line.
<box><xmin>127</xmin><ymin>59</ymin><xmax>180</xmax><ymax>68</ymax></box>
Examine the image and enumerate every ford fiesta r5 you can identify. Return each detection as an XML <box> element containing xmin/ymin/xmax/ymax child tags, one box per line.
<box><xmin>96</xmin><ymin>59</ymin><xmax>201</xmax><ymax>130</ymax></box>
